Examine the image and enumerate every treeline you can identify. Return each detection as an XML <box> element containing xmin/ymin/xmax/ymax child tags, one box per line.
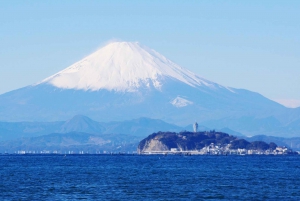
<box><xmin>230</xmin><ymin>139</ymin><xmax>277</xmax><ymax>150</ymax></box>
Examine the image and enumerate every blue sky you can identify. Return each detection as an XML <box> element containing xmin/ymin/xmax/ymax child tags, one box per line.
<box><xmin>1</xmin><ymin>1</ymin><xmax>300</xmax><ymax>107</ymax></box>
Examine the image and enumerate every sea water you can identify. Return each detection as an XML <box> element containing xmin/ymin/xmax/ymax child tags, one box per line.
<box><xmin>1</xmin><ymin>155</ymin><xmax>300</xmax><ymax>200</ymax></box>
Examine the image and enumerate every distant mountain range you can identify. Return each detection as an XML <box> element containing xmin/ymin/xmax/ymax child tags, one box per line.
<box><xmin>0</xmin><ymin>115</ymin><xmax>184</xmax><ymax>153</ymax></box>
<box><xmin>0</xmin><ymin>41</ymin><xmax>299</xmax><ymax>137</ymax></box>
<box><xmin>1</xmin><ymin>115</ymin><xmax>300</xmax><ymax>153</ymax></box>
<box><xmin>0</xmin><ymin>115</ymin><xmax>183</xmax><ymax>141</ymax></box>
<box><xmin>0</xmin><ymin>132</ymin><xmax>140</xmax><ymax>153</ymax></box>
<box><xmin>240</xmin><ymin>135</ymin><xmax>300</xmax><ymax>151</ymax></box>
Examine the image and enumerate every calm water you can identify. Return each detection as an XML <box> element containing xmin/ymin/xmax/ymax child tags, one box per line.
<box><xmin>1</xmin><ymin>155</ymin><xmax>300</xmax><ymax>200</ymax></box>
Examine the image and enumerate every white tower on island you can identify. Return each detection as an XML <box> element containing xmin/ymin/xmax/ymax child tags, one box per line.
<box><xmin>193</xmin><ymin>122</ymin><xmax>198</xmax><ymax>133</ymax></box>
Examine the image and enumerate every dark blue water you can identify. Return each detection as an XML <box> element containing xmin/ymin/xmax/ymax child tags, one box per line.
<box><xmin>1</xmin><ymin>155</ymin><xmax>300</xmax><ymax>200</ymax></box>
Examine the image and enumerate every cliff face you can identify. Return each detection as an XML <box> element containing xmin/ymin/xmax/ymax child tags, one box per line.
<box><xmin>137</xmin><ymin>131</ymin><xmax>278</xmax><ymax>153</ymax></box>
<box><xmin>138</xmin><ymin>139</ymin><xmax>169</xmax><ymax>153</ymax></box>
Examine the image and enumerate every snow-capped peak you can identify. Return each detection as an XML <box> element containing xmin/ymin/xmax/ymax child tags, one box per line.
<box><xmin>39</xmin><ymin>41</ymin><xmax>220</xmax><ymax>92</ymax></box>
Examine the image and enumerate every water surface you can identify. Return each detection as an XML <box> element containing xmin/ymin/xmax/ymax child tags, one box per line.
<box><xmin>1</xmin><ymin>155</ymin><xmax>299</xmax><ymax>200</ymax></box>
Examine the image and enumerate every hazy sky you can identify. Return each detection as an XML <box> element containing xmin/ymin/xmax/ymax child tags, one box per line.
<box><xmin>1</xmin><ymin>1</ymin><xmax>299</xmax><ymax>107</ymax></box>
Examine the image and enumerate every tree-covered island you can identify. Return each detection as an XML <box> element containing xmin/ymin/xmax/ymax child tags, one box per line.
<box><xmin>138</xmin><ymin>131</ymin><xmax>296</xmax><ymax>155</ymax></box>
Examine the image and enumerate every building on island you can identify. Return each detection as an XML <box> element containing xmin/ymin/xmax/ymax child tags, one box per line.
<box><xmin>193</xmin><ymin>122</ymin><xmax>198</xmax><ymax>133</ymax></box>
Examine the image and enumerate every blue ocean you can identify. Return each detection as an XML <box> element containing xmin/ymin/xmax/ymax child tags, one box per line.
<box><xmin>1</xmin><ymin>155</ymin><xmax>300</xmax><ymax>200</ymax></box>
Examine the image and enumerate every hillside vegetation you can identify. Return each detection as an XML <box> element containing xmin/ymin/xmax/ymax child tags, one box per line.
<box><xmin>138</xmin><ymin>131</ymin><xmax>277</xmax><ymax>152</ymax></box>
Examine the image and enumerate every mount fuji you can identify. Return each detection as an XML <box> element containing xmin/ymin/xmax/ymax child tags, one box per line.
<box><xmin>0</xmin><ymin>41</ymin><xmax>299</xmax><ymax>137</ymax></box>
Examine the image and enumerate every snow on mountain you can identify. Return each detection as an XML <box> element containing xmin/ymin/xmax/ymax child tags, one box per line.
<box><xmin>171</xmin><ymin>97</ymin><xmax>193</xmax><ymax>108</ymax></box>
<box><xmin>39</xmin><ymin>42</ymin><xmax>223</xmax><ymax>92</ymax></box>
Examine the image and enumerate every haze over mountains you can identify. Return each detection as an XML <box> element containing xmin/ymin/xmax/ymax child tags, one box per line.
<box><xmin>1</xmin><ymin>115</ymin><xmax>300</xmax><ymax>153</ymax></box>
<box><xmin>0</xmin><ymin>115</ymin><xmax>182</xmax><ymax>141</ymax></box>
<box><xmin>0</xmin><ymin>115</ymin><xmax>183</xmax><ymax>153</ymax></box>
<box><xmin>0</xmin><ymin>41</ymin><xmax>299</xmax><ymax>137</ymax></box>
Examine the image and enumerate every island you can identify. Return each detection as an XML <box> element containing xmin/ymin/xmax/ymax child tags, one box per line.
<box><xmin>137</xmin><ymin>131</ymin><xmax>296</xmax><ymax>155</ymax></box>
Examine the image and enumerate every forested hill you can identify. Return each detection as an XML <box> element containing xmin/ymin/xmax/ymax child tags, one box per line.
<box><xmin>138</xmin><ymin>131</ymin><xmax>278</xmax><ymax>153</ymax></box>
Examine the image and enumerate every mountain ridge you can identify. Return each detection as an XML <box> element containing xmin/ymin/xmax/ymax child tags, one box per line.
<box><xmin>0</xmin><ymin>115</ymin><xmax>184</xmax><ymax>141</ymax></box>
